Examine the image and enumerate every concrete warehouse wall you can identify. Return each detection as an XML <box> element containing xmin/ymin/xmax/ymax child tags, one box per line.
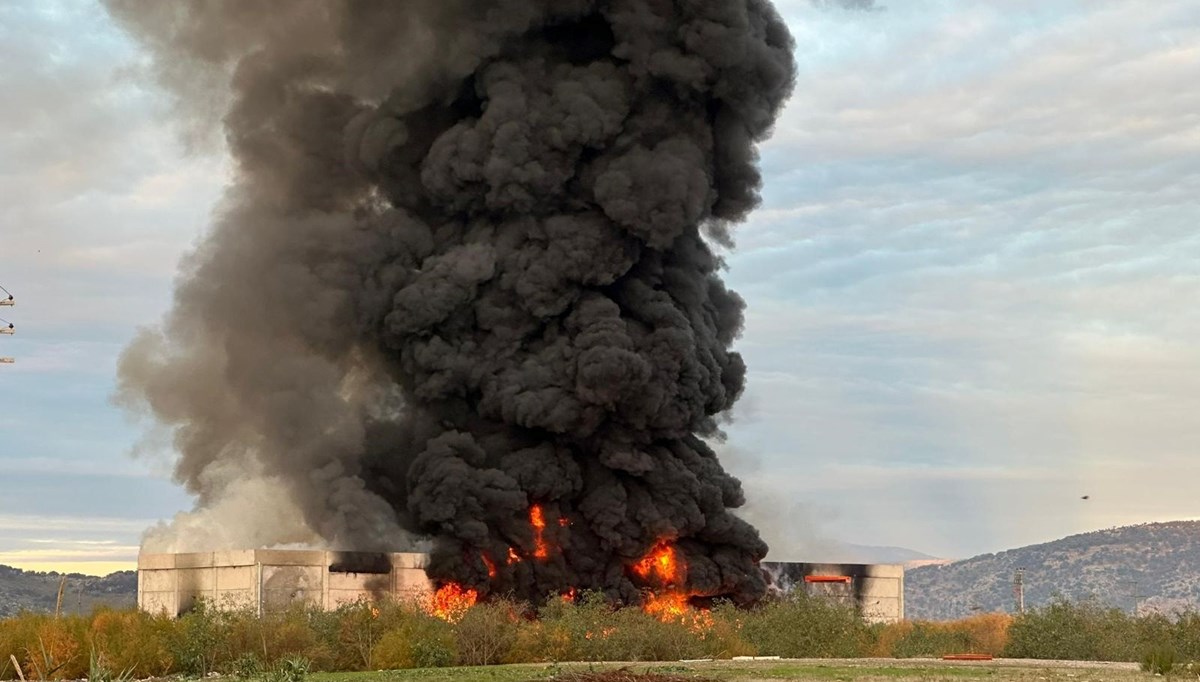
<box><xmin>137</xmin><ymin>550</ymin><xmax>432</xmax><ymax>616</ymax></box>
<box><xmin>761</xmin><ymin>561</ymin><xmax>905</xmax><ymax>624</ymax></box>
<box><xmin>139</xmin><ymin>551</ymin><xmax>902</xmax><ymax>623</ymax></box>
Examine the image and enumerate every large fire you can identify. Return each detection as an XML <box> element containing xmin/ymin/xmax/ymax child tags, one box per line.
<box><xmin>427</xmin><ymin>582</ymin><xmax>477</xmax><ymax>622</ymax></box>
<box><xmin>427</xmin><ymin>510</ymin><xmax>716</xmax><ymax>629</ymax></box>
<box><xmin>530</xmin><ymin>504</ymin><xmax>550</xmax><ymax>559</ymax></box>
<box><xmin>632</xmin><ymin>542</ymin><xmax>683</xmax><ymax>585</ymax></box>
<box><xmin>630</xmin><ymin>540</ymin><xmax>712</xmax><ymax>627</ymax></box>
<box><xmin>642</xmin><ymin>590</ymin><xmax>689</xmax><ymax>619</ymax></box>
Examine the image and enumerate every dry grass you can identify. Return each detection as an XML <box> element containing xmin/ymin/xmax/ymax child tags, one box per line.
<box><xmin>549</xmin><ymin>669</ymin><xmax>720</xmax><ymax>682</ymax></box>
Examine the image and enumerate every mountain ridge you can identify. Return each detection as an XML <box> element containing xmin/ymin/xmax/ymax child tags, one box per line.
<box><xmin>905</xmin><ymin>520</ymin><xmax>1200</xmax><ymax>620</ymax></box>
<box><xmin>0</xmin><ymin>565</ymin><xmax>135</xmax><ymax>617</ymax></box>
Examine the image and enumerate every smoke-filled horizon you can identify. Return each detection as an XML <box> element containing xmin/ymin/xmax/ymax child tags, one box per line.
<box><xmin>106</xmin><ymin>1</ymin><xmax>795</xmax><ymax>606</ymax></box>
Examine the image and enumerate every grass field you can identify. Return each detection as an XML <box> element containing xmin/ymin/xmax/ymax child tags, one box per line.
<box><xmin>307</xmin><ymin>659</ymin><xmax>1143</xmax><ymax>682</ymax></box>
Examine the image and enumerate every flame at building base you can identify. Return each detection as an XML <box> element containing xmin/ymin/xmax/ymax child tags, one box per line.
<box><xmin>427</xmin><ymin>514</ymin><xmax>726</xmax><ymax>628</ymax></box>
<box><xmin>427</xmin><ymin>583</ymin><xmax>478</xmax><ymax>623</ymax></box>
<box><xmin>632</xmin><ymin>541</ymin><xmax>715</xmax><ymax>626</ymax></box>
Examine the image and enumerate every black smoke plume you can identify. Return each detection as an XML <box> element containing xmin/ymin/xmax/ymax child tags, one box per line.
<box><xmin>107</xmin><ymin>0</ymin><xmax>795</xmax><ymax>606</ymax></box>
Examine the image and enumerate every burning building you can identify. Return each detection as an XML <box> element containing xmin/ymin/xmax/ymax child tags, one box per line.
<box><xmin>110</xmin><ymin>0</ymin><xmax>798</xmax><ymax>612</ymax></box>
<box><xmin>138</xmin><ymin>550</ymin><xmax>903</xmax><ymax>624</ymax></box>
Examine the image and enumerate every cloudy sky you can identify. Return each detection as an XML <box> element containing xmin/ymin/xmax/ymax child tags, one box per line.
<box><xmin>2</xmin><ymin>0</ymin><xmax>1199</xmax><ymax>574</ymax></box>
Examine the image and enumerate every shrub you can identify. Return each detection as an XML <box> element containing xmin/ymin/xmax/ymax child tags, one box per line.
<box><xmin>739</xmin><ymin>593</ymin><xmax>871</xmax><ymax>658</ymax></box>
<box><xmin>696</xmin><ymin>602</ymin><xmax>756</xmax><ymax>659</ymax></box>
<box><xmin>877</xmin><ymin>613</ymin><xmax>1011</xmax><ymax>658</ymax></box>
<box><xmin>230</xmin><ymin>651</ymin><xmax>264</xmax><ymax>679</ymax></box>
<box><xmin>1004</xmin><ymin>598</ymin><xmax>1136</xmax><ymax>661</ymax></box>
<box><xmin>0</xmin><ymin>613</ymin><xmax>90</xmax><ymax>680</ymax></box>
<box><xmin>369</xmin><ymin>604</ymin><xmax>456</xmax><ymax>669</ymax></box>
<box><xmin>167</xmin><ymin>598</ymin><xmax>225</xmax><ymax>675</ymax></box>
<box><xmin>88</xmin><ymin>608</ymin><xmax>175</xmax><ymax>678</ymax></box>
<box><xmin>1170</xmin><ymin>611</ymin><xmax>1200</xmax><ymax>661</ymax></box>
<box><xmin>1140</xmin><ymin>645</ymin><xmax>1176</xmax><ymax>675</ymax></box>
<box><xmin>454</xmin><ymin>600</ymin><xmax>521</xmax><ymax>666</ymax></box>
<box><xmin>327</xmin><ymin>600</ymin><xmax>385</xmax><ymax>670</ymax></box>
<box><xmin>890</xmin><ymin>621</ymin><xmax>972</xmax><ymax>658</ymax></box>
<box><xmin>264</xmin><ymin>655</ymin><xmax>310</xmax><ymax>682</ymax></box>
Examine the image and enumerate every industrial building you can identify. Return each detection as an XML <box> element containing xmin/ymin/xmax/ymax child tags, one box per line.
<box><xmin>760</xmin><ymin>561</ymin><xmax>905</xmax><ymax>624</ymax></box>
<box><xmin>138</xmin><ymin>550</ymin><xmax>903</xmax><ymax>623</ymax></box>
<box><xmin>137</xmin><ymin>550</ymin><xmax>432</xmax><ymax>616</ymax></box>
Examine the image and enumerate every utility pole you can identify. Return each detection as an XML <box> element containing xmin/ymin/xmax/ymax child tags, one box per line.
<box><xmin>0</xmin><ymin>283</ymin><xmax>13</xmax><ymax>365</ymax></box>
<box><xmin>1119</xmin><ymin>580</ymin><xmax>1138</xmax><ymax>615</ymax></box>
<box><xmin>1013</xmin><ymin>568</ymin><xmax>1025</xmax><ymax>614</ymax></box>
<box><xmin>1120</xmin><ymin>578</ymin><xmax>1149</xmax><ymax>617</ymax></box>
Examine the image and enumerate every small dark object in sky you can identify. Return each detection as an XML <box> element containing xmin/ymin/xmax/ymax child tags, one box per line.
<box><xmin>1081</xmin><ymin>495</ymin><xmax>1090</xmax><ymax>500</ymax></box>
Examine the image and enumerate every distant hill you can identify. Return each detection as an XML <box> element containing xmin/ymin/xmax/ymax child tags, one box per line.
<box><xmin>0</xmin><ymin>565</ymin><xmax>136</xmax><ymax>617</ymax></box>
<box><xmin>906</xmin><ymin>521</ymin><xmax>1200</xmax><ymax>620</ymax></box>
<box><xmin>841</xmin><ymin>544</ymin><xmax>943</xmax><ymax>567</ymax></box>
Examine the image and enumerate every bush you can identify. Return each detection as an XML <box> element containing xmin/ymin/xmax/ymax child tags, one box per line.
<box><xmin>0</xmin><ymin>613</ymin><xmax>90</xmax><ymax>680</ymax></box>
<box><xmin>89</xmin><ymin>609</ymin><xmax>175</xmax><ymax>678</ymax></box>
<box><xmin>1141</xmin><ymin>645</ymin><xmax>1176</xmax><ymax>675</ymax></box>
<box><xmin>264</xmin><ymin>655</ymin><xmax>309</xmax><ymax>682</ymax></box>
<box><xmin>454</xmin><ymin>600</ymin><xmax>521</xmax><ymax>665</ymax></box>
<box><xmin>525</xmin><ymin>592</ymin><xmax>712</xmax><ymax>663</ymax></box>
<box><xmin>1170</xmin><ymin>611</ymin><xmax>1200</xmax><ymax>661</ymax></box>
<box><xmin>889</xmin><ymin>622</ymin><xmax>972</xmax><ymax>658</ymax></box>
<box><xmin>29</xmin><ymin>593</ymin><xmax>1200</xmax><ymax>672</ymax></box>
<box><xmin>369</xmin><ymin>604</ymin><xmax>456</xmax><ymax>669</ymax></box>
<box><xmin>738</xmin><ymin>593</ymin><xmax>871</xmax><ymax>658</ymax></box>
<box><xmin>168</xmin><ymin>598</ymin><xmax>225</xmax><ymax>675</ymax></box>
<box><xmin>875</xmin><ymin>613</ymin><xmax>1011</xmax><ymax>658</ymax></box>
<box><xmin>696</xmin><ymin>602</ymin><xmax>756</xmax><ymax>659</ymax></box>
<box><xmin>230</xmin><ymin>651</ymin><xmax>264</xmax><ymax>679</ymax></box>
<box><xmin>1004</xmin><ymin>598</ymin><xmax>1136</xmax><ymax>661</ymax></box>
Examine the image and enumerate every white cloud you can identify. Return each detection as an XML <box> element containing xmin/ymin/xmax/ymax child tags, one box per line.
<box><xmin>719</xmin><ymin>0</ymin><xmax>1200</xmax><ymax>557</ymax></box>
<box><xmin>0</xmin><ymin>514</ymin><xmax>152</xmax><ymax>535</ymax></box>
<box><xmin>3</xmin><ymin>0</ymin><xmax>1199</xmax><ymax>565</ymax></box>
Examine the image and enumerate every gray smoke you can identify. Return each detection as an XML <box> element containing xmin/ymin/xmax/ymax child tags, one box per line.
<box><xmin>107</xmin><ymin>0</ymin><xmax>795</xmax><ymax>606</ymax></box>
<box><xmin>811</xmin><ymin>0</ymin><xmax>884</xmax><ymax>11</ymax></box>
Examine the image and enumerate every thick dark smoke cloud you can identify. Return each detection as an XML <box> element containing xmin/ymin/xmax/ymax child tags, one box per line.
<box><xmin>107</xmin><ymin>0</ymin><xmax>795</xmax><ymax>606</ymax></box>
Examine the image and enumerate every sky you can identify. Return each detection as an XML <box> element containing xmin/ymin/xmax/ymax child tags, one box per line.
<box><xmin>1</xmin><ymin>0</ymin><xmax>1199</xmax><ymax>575</ymax></box>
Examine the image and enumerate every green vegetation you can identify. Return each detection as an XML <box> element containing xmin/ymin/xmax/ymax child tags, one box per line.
<box><xmin>0</xmin><ymin>594</ymin><xmax>1194</xmax><ymax>679</ymax></box>
<box><xmin>906</xmin><ymin>521</ymin><xmax>1200</xmax><ymax>620</ymax></box>
<box><xmin>1003</xmin><ymin>598</ymin><xmax>1200</xmax><ymax>663</ymax></box>
<box><xmin>304</xmin><ymin>662</ymin><xmax>1143</xmax><ymax>682</ymax></box>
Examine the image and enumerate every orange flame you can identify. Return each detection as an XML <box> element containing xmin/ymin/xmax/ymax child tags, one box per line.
<box><xmin>507</xmin><ymin>546</ymin><xmax>522</xmax><ymax>564</ymax></box>
<box><xmin>632</xmin><ymin>541</ymin><xmax>683</xmax><ymax>584</ymax></box>
<box><xmin>482</xmin><ymin>552</ymin><xmax>497</xmax><ymax>579</ymax></box>
<box><xmin>559</xmin><ymin>516</ymin><xmax>570</xmax><ymax>527</ymax></box>
<box><xmin>562</xmin><ymin>587</ymin><xmax>577</xmax><ymax>602</ymax></box>
<box><xmin>530</xmin><ymin>504</ymin><xmax>550</xmax><ymax>559</ymax></box>
<box><xmin>631</xmin><ymin>540</ymin><xmax>713</xmax><ymax>628</ymax></box>
<box><xmin>643</xmin><ymin>591</ymin><xmax>690</xmax><ymax>619</ymax></box>
<box><xmin>427</xmin><ymin>582</ymin><xmax>477</xmax><ymax>622</ymax></box>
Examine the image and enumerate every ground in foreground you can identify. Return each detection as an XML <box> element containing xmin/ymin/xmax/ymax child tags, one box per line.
<box><xmin>309</xmin><ymin>658</ymin><xmax>1143</xmax><ymax>682</ymax></box>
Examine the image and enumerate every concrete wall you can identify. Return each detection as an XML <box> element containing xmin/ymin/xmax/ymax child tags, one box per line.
<box><xmin>760</xmin><ymin>561</ymin><xmax>904</xmax><ymax>624</ymax></box>
<box><xmin>138</xmin><ymin>550</ymin><xmax>433</xmax><ymax>617</ymax></box>
<box><xmin>140</xmin><ymin>551</ymin><xmax>902</xmax><ymax>623</ymax></box>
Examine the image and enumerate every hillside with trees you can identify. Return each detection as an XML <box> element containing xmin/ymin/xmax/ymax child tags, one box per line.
<box><xmin>906</xmin><ymin>521</ymin><xmax>1200</xmax><ymax>620</ymax></box>
<box><xmin>0</xmin><ymin>565</ymin><xmax>134</xmax><ymax>617</ymax></box>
